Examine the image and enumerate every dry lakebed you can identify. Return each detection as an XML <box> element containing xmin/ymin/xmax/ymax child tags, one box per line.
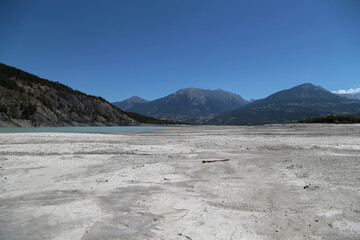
<box><xmin>0</xmin><ymin>124</ymin><xmax>359</xmax><ymax>240</ymax></box>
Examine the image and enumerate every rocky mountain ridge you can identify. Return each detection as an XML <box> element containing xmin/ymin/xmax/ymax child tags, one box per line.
<box><xmin>2</xmin><ymin>63</ymin><xmax>359</xmax><ymax>127</ymax></box>
<box><xmin>209</xmin><ymin>83</ymin><xmax>360</xmax><ymax>125</ymax></box>
<box><xmin>0</xmin><ymin>63</ymin><xmax>137</xmax><ymax>127</ymax></box>
<box><xmin>113</xmin><ymin>88</ymin><xmax>248</xmax><ymax>122</ymax></box>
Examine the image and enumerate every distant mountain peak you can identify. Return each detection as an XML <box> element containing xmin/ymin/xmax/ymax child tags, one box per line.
<box><xmin>175</xmin><ymin>87</ymin><xmax>209</xmax><ymax>93</ymax></box>
<box><xmin>215</xmin><ymin>88</ymin><xmax>226</xmax><ymax>92</ymax></box>
<box><xmin>175</xmin><ymin>87</ymin><xmax>238</xmax><ymax>96</ymax></box>
<box><xmin>298</xmin><ymin>83</ymin><xmax>316</xmax><ymax>87</ymax></box>
<box><xmin>295</xmin><ymin>83</ymin><xmax>326</xmax><ymax>91</ymax></box>
<box><xmin>174</xmin><ymin>88</ymin><xmax>217</xmax><ymax>97</ymax></box>
<box><xmin>210</xmin><ymin>83</ymin><xmax>360</xmax><ymax>125</ymax></box>
<box><xmin>265</xmin><ymin>83</ymin><xmax>336</xmax><ymax>102</ymax></box>
<box><xmin>128</xmin><ymin>96</ymin><xmax>147</xmax><ymax>102</ymax></box>
<box><xmin>112</xmin><ymin>96</ymin><xmax>148</xmax><ymax>111</ymax></box>
<box><xmin>113</xmin><ymin>87</ymin><xmax>248</xmax><ymax>122</ymax></box>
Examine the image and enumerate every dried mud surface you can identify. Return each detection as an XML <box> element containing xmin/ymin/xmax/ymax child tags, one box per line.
<box><xmin>0</xmin><ymin>124</ymin><xmax>359</xmax><ymax>239</ymax></box>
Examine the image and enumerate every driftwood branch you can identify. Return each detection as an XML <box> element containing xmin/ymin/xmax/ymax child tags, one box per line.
<box><xmin>202</xmin><ymin>158</ymin><xmax>230</xmax><ymax>163</ymax></box>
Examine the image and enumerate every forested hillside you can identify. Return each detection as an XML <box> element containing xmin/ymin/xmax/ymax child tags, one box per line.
<box><xmin>0</xmin><ymin>63</ymin><xmax>137</xmax><ymax>127</ymax></box>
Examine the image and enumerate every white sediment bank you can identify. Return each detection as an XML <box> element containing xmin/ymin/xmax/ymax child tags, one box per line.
<box><xmin>0</xmin><ymin>124</ymin><xmax>359</xmax><ymax>239</ymax></box>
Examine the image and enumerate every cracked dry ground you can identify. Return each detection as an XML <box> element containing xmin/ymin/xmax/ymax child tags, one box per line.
<box><xmin>0</xmin><ymin>124</ymin><xmax>359</xmax><ymax>239</ymax></box>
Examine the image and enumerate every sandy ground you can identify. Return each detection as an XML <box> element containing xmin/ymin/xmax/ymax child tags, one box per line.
<box><xmin>0</xmin><ymin>124</ymin><xmax>359</xmax><ymax>240</ymax></box>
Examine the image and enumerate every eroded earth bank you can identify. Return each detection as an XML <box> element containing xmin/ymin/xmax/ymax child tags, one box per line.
<box><xmin>0</xmin><ymin>124</ymin><xmax>359</xmax><ymax>239</ymax></box>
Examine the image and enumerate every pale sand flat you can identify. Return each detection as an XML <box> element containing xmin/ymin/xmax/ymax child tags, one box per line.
<box><xmin>0</xmin><ymin>124</ymin><xmax>359</xmax><ymax>239</ymax></box>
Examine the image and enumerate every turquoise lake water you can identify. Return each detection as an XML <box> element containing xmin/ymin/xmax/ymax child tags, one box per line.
<box><xmin>0</xmin><ymin>126</ymin><xmax>186</xmax><ymax>133</ymax></box>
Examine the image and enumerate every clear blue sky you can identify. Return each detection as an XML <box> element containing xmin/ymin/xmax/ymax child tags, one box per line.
<box><xmin>1</xmin><ymin>0</ymin><xmax>359</xmax><ymax>101</ymax></box>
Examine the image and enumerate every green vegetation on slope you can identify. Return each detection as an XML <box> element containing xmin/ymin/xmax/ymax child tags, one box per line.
<box><xmin>123</xmin><ymin>111</ymin><xmax>188</xmax><ymax>125</ymax></box>
<box><xmin>0</xmin><ymin>63</ymin><xmax>135</xmax><ymax>127</ymax></box>
<box><xmin>299</xmin><ymin>115</ymin><xmax>360</xmax><ymax>124</ymax></box>
<box><xmin>0</xmin><ymin>63</ymin><xmax>108</xmax><ymax>102</ymax></box>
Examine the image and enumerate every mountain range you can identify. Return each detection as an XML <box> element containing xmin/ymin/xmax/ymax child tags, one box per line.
<box><xmin>113</xmin><ymin>88</ymin><xmax>248</xmax><ymax>121</ymax></box>
<box><xmin>208</xmin><ymin>83</ymin><xmax>360</xmax><ymax>125</ymax></box>
<box><xmin>115</xmin><ymin>84</ymin><xmax>360</xmax><ymax>125</ymax></box>
<box><xmin>1</xmin><ymin>63</ymin><xmax>360</xmax><ymax>127</ymax></box>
